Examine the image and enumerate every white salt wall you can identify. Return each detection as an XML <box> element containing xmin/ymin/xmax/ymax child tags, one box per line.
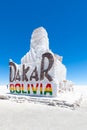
<box><xmin>0</xmin><ymin>85</ymin><xmax>9</xmax><ymax>94</ymax></box>
<box><xmin>74</xmin><ymin>85</ymin><xmax>87</xmax><ymax>100</ymax></box>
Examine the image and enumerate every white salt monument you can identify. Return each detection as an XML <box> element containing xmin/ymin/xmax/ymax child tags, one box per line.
<box><xmin>9</xmin><ymin>27</ymin><xmax>73</xmax><ymax>97</ymax></box>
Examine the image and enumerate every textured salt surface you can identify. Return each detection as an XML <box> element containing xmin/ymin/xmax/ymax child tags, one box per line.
<box><xmin>0</xmin><ymin>85</ymin><xmax>87</xmax><ymax>130</ymax></box>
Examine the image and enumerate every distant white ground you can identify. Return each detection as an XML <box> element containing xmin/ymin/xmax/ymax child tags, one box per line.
<box><xmin>0</xmin><ymin>85</ymin><xmax>87</xmax><ymax>130</ymax></box>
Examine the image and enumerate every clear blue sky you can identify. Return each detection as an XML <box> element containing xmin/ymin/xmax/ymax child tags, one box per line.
<box><xmin>0</xmin><ymin>0</ymin><xmax>87</xmax><ymax>85</ymax></box>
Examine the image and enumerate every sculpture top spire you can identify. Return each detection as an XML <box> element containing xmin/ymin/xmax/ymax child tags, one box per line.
<box><xmin>30</xmin><ymin>27</ymin><xmax>49</xmax><ymax>51</ymax></box>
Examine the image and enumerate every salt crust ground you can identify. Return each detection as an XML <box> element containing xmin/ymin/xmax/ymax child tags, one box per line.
<box><xmin>0</xmin><ymin>85</ymin><xmax>87</xmax><ymax>130</ymax></box>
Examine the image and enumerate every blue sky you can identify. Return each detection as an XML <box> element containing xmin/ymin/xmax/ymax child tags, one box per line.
<box><xmin>0</xmin><ymin>0</ymin><xmax>87</xmax><ymax>85</ymax></box>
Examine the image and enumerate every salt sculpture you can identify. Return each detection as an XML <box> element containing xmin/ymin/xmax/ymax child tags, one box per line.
<box><xmin>9</xmin><ymin>27</ymin><xmax>73</xmax><ymax>97</ymax></box>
